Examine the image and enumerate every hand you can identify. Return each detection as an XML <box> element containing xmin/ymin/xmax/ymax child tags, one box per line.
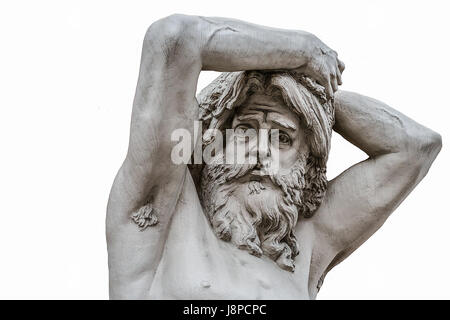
<box><xmin>295</xmin><ymin>34</ymin><xmax>345</xmax><ymax>99</ymax></box>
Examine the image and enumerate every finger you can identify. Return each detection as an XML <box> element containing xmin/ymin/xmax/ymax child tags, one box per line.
<box><xmin>331</xmin><ymin>74</ymin><xmax>338</xmax><ymax>92</ymax></box>
<box><xmin>336</xmin><ymin>64</ymin><xmax>342</xmax><ymax>86</ymax></box>
<box><xmin>336</xmin><ymin>67</ymin><xmax>343</xmax><ymax>85</ymax></box>
<box><xmin>305</xmin><ymin>68</ymin><xmax>328</xmax><ymax>91</ymax></box>
<box><xmin>338</xmin><ymin>59</ymin><xmax>345</xmax><ymax>73</ymax></box>
<box><xmin>320</xmin><ymin>76</ymin><xmax>330</xmax><ymax>92</ymax></box>
<box><xmin>325</xmin><ymin>79</ymin><xmax>333</xmax><ymax>99</ymax></box>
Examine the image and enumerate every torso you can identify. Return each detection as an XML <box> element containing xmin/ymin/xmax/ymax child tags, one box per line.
<box><xmin>148</xmin><ymin>172</ymin><xmax>321</xmax><ymax>300</ymax></box>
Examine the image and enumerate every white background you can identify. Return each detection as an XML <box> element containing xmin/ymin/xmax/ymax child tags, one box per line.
<box><xmin>0</xmin><ymin>0</ymin><xmax>449</xmax><ymax>299</ymax></box>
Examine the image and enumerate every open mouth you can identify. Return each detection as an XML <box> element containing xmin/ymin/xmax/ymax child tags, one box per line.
<box><xmin>251</xmin><ymin>167</ymin><xmax>271</xmax><ymax>176</ymax></box>
<box><xmin>249</xmin><ymin>169</ymin><xmax>263</xmax><ymax>180</ymax></box>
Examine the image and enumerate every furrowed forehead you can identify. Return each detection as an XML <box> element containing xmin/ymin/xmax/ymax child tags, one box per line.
<box><xmin>243</xmin><ymin>93</ymin><xmax>285</xmax><ymax>109</ymax></box>
<box><xmin>236</xmin><ymin>94</ymin><xmax>299</xmax><ymax>127</ymax></box>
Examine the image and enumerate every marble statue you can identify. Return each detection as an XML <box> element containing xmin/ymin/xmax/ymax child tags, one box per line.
<box><xmin>106</xmin><ymin>14</ymin><xmax>442</xmax><ymax>299</ymax></box>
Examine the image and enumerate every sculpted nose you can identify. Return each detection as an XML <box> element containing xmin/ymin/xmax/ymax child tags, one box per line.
<box><xmin>258</xmin><ymin>129</ymin><xmax>271</xmax><ymax>164</ymax></box>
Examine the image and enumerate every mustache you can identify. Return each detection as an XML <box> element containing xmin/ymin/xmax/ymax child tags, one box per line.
<box><xmin>218</xmin><ymin>156</ymin><xmax>308</xmax><ymax>209</ymax></box>
<box><xmin>209</xmin><ymin>159</ymin><xmax>279</xmax><ymax>186</ymax></box>
<box><xmin>201</xmin><ymin>154</ymin><xmax>308</xmax><ymax>218</ymax></box>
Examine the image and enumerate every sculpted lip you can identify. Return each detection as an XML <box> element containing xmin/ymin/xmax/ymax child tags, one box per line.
<box><xmin>251</xmin><ymin>169</ymin><xmax>263</xmax><ymax>176</ymax></box>
<box><xmin>249</xmin><ymin>173</ymin><xmax>262</xmax><ymax>182</ymax></box>
<box><xmin>249</xmin><ymin>169</ymin><xmax>269</xmax><ymax>181</ymax></box>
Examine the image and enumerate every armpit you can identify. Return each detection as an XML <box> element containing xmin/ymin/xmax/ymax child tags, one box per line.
<box><xmin>131</xmin><ymin>203</ymin><xmax>158</xmax><ymax>231</ymax></box>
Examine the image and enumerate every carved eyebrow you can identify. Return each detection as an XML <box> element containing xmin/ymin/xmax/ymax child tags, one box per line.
<box><xmin>237</xmin><ymin>113</ymin><xmax>297</xmax><ymax>131</ymax></box>
<box><xmin>270</xmin><ymin>118</ymin><xmax>297</xmax><ymax>131</ymax></box>
<box><xmin>248</xmin><ymin>105</ymin><xmax>281</xmax><ymax>114</ymax></box>
<box><xmin>236</xmin><ymin>114</ymin><xmax>261</xmax><ymax>122</ymax></box>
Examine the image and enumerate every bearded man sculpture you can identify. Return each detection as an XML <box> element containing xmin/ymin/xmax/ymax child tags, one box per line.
<box><xmin>106</xmin><ymin>14</ymin><xmax>442</xmax><ymax>299</ymax></box>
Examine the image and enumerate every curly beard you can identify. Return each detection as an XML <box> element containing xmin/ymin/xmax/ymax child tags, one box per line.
<box><xmin>200</xmin><ymin>155</ymin><xmax>307</xmax><ymax>272</ymax></box>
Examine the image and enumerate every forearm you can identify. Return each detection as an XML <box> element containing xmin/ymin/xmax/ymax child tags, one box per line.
<box><xmin>333</xmin><ymin>90</ymin><xmax>442</xmax><ymax>159</ymax></box>
<box><xmin>153</xmin><ymin>14</ymin><xmax>315</xmax><ymax>73</ymax></box>
<box><xmin>195</xmin><ymin>16</ymin><xmax>313</xmax><ymax>71</ymax></box>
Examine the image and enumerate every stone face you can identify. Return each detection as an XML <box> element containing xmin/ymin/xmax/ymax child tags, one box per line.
<box><xmin>106</xmin><ymin>14</ymin><xmax>442</xmax><ymax>300</ymax></box>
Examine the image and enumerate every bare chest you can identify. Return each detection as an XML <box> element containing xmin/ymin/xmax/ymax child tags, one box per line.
<box><xmin>148</xmin><ymin>178</ymin><xmax>315</xmax><ymax>299</ymax></box>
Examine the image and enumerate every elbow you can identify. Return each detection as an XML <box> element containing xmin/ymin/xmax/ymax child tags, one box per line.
<box><xmin>431</xmin><ymin>131</ymin><xmax>442</xmax><ymax>153</ymax></box>
<box><xmin>417</xmin><ymin>130</ymin><xmax>442</xmax><ymax>160</ymax></box>
<box><xmin>143</xmin><ymin>14</ymin><xmax>201</xmax><ymax>63</ymax></box>
<box><xmin>145</xmin><ymin>14</ymin><xmax>189</xmax><ymax>40</ymax></box>
<box><xmin>400</xmin><ymin>127</ymin><xmax>442</xmax><ymax>159</ymax></box>
<box><xmin>399</xmin><ymin>130</ymin><xmax>442</xmax><ymax>180</ymax></box>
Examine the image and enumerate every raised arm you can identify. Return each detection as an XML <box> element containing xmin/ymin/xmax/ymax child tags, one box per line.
<box><xmin>106</xmin><ymin>14</ymin><xmax>343</xmax><ymax>299</ymax></box>
<box><xmin>311</xmin><ymin>90</ymin><xmax>442</xmax><ymax>279</ymax></box>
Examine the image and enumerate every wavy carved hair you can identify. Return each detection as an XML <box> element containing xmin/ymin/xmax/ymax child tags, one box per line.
<box><xmin>191</xmin><ymin>71</ymin><xmax>335</xmax><ymax>218</ymax></box>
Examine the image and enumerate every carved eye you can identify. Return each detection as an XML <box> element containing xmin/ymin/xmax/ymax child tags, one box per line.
<box><xmin>278</xmin><ymin>132</ymin><xmax>292</xmax><ymax>145</ymax></box>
